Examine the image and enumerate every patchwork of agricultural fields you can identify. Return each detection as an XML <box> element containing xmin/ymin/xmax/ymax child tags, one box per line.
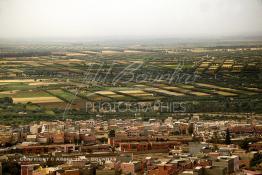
<box><xmin>0</xmin><ymin>76</ymin><xmax>260</xmax><ymax>110</ymax></box>
<box><xmin>0</xmin><ymin>79</ymin><xmax>259</xmax><ymax>106</ymax></box>
<box><xmin>0</xmin><ymin>45</ymin><xmax>261</xmax><ymax>116</ymax></box>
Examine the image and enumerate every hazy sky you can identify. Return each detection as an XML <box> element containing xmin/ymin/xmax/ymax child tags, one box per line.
<box><xmin>0</xmin><ymin>0</ymin><xmax>262</xmax><ymax>39</ymax></box>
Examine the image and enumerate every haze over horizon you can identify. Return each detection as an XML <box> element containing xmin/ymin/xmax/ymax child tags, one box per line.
<box><xmin>0</xmin><ymin>0</ymin><xmax>262</xmax><ymax>39</ymax></box>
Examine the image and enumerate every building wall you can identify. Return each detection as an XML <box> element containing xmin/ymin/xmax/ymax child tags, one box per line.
<box><xmin>64</xmin><ymin>169</ymin><xmax>80</xmax><ymax>175</ymax></box>
<box><xmin>52</xmin><ymin>133</ymin><xmax>64</xmax><ymax>144</ymax></box>
<box><xmin>204</xmin><ymin>167</ymin><xmax>227</xmax><ymax>175</ymax></box>
<box><xmin>21</xmin><ymin>165</ymin><xmax>40</xmax><ymax>175</ymax></box>
<box><xmin>188</xmin><ymin>142</ymin><xmax>208</xmax><ymax>155</ymax></box>
<box><xmin>121</xmin><ymin>163</ymin><xmax>135</xmax><ymax>175</ymax></box>
<box><xmin>193</xmin><ymin>166</ymin><xmax>227</xmax><ymax>175</ymax></box>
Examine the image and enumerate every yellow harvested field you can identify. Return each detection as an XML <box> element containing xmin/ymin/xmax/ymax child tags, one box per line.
<box><xmin>109</xmin><ymin>95</ymin><xmax>125</xmax><ymax>98</ymax></box>
<box><xmin>130</xmin><ymin>61</ymin><xmax>144</xmax><ymax>64</ymax></box>
<box><xmin>0</xmin><ymin>60</ymin><xmax>38</xmax><ymax>64</ymax></box>
<box><xmin>164</xmin><ymin>86</ymin><xmax>191</xmax><ymax>93</ymax></box>
<box><xmin>180</xmin><ymin>85</ymin><xmax>195</xmax><ymax>89</ymax></box>
<box><xmin>29</xmin><ymin>82</ymin><xmax>58</xmax><ymax>86</ymax></box>
<box><xmin>130</xmin><ymin>93</ymin><xmax>154</xmax><ymax>97</ymax></box>
<box><xmin>164</xmin><ymin>86</ymin><xmax>210</xmax><ymax>96</ymax></box>
<box><xmin>68</xmin><ymin>59</ymin><xmax>83</xmax><ymax>62</ymax></box>
<box><xmin>134</xmin><ymin>84</ymin><xmax>146</xmax><ymax>87</ymax></box>
<box><xmin>197</xmin><ymin>83</ymin><xmax>257</xmax><ymax>95</ymax></box>
<box><xmin>199</xmin><ymin>63</ymin><xmax>210</xmax><ymax>68</ymax></box>
<box><xmin>0</xmin><ymin>79</ymin><xmax>49</xmax><ymax>83</ymax></box>
<box><xmin>13</xmin><ymin>97</ymin><xmax>63</xmax><ymax>103</ymax></box>
<box><xmin>215</xmin><ymin>91</ymin><xmax>237</xmax><ymax>96</ymax></box>
<box><xmin>8</xmin><ymin>69</ymin><xmax>23</xmax><ymax>72</ymax></box>
<box><xmin>95</xmin><ymin>91</ymin><xmax>116</xmax><ymax>95</ymax></box>
<box><xmin>245</xmin><ymin>87</ymin><xmax>262</xmax><ymax>93</ymax></box>
<box><xmin>102</xmin><ymin>50</ymin><xmax>122</xmax><ymax>54</ymax></box>
<box><xmin>24</xmin><ymin>62</ymin><xmax>42</xmax><ymax>66</ymax></box>
<box><xmin>118</xmin><ymin>90</ymin><xmax>146</xmax><ymax>94</ymax></box>
<box><xmin>124</xmin><ymin>50</ymin><xmax>142</xmax><ymax>53</ymax></box>
<box><xmin>82</xmin><ymin>50</ymin><xmax>99</xmax><ymax>54</ymax></box>
<box><xmin>146</xmin><ymin>88</ymin><xmax>185</xmax><ymax>96</ymax></box>
<box><xmin>65</xmin><ymin>52</ymin><xmax>87</xmax><ymax>56</ymax></box>
<box><xmin>116</xmin><ymin>60</ymin><xmax>130</xmax><ymax>64</ymax></box>
<box><xmin>190</xmin><ymin>92</ymin><xmax>210</xmax><ymax>96</ymax></box>
<box><xmin>0</xmin><ymin>90</ymin><xmax>19</xmax><ymax>95</ymax></box>
<box><xmin>196</xmin><ymin>83</ymin><xmax>240</xmax><ymax>93</ymax></box>
<box><xmin>0</xmin><ymin>79</ymin><xmax>36</xmax><ymax>83</ymax></box>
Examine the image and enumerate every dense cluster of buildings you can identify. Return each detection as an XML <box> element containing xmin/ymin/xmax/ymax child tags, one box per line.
<box><xmin>0</xmin><ymin>116</ymin><xmax>261</xmax><ymax>175</ymax></box>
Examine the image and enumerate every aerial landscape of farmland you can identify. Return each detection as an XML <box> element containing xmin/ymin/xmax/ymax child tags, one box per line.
<box><xmin>0</xmin><ymin>42</ymin><xmax>261</xmax><ymax>125</ymax></box>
